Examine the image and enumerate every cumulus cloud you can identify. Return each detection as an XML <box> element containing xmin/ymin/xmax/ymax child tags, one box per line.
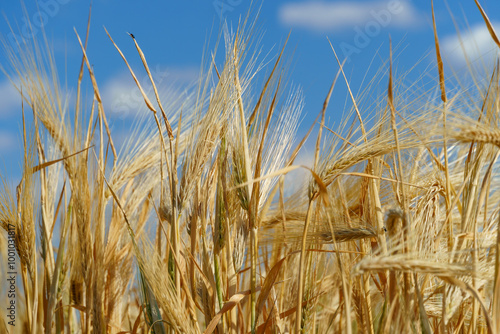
<box><xmin>278</xmin><ymin>0</ymin><xmax>422</xmax><ymax>32</ymax></box>
<box><xmin>441</xmin><ymin>23</ymin><xmax>500</xmax><ymax>68</ymax></box>
<box><xmin>284</xmin><ymin>149</ymin><xmax>314</xmax><ymax>196</ymax></box>
<box><xmin>0</xmin><ymin>131</ymin><xmax>18</xmax><ymax>153</ymax></box>
<box><xmin>0</xmin><ymin>80</ymin><xmax>22</xmax><ymax>119</ymax></box>
<box><xmin>101</xmin><ymin>66</ymin><xmax>198</xmax><ymax>119</ymax></box>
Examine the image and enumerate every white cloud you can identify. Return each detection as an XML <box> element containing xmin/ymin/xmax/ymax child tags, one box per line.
<box><xmin>284</xmin><ymin>148</ymin><xmax>314</xmax><ymax>196</ymax></box>
<box><xmin>0</xmin><ymin>79</ymin><xmax>22</xmax><ymax>118</ymax></box>
<box><xmin>278</xmin><ymin>0</ymin><xmax>422</xmax><ymax>32</ymax></box>
<box><xmin>441</xmin><ymin>23</ymin><xmax>500</xmax><ymax>68</ymax></box>
<box><xmin>101</xmin><ymin>66</ymin><xmax>198</xmax><ymax>119</ymax></box>
<box><xmin>0</xmin><ymin>131</ymin><xmax>18</xmax><ymax>153</ymax></box>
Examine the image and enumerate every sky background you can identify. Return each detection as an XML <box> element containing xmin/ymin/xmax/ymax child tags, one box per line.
<box><xmin>0</xmin><ymin>0</ymin><xmax>499</xmax><ymax>183</ymax></box>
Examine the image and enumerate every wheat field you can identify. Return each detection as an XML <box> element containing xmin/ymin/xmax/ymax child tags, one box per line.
<box><xmin>1</xmin><ymin>1</ymin><xmax>500</xmax><ymax>333</ymax></box>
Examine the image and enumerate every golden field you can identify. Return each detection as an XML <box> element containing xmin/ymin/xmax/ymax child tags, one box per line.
<box><xmin>1</xmin><ymin>2</ymin><xmax>500</xmax><ymax>333</ymax></box>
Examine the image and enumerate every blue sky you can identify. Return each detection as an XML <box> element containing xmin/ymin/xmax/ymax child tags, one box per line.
<box><xmin>0</xmin><ymin>0</ymin><xmax>499</xmax><ymax>181</ymax></box>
